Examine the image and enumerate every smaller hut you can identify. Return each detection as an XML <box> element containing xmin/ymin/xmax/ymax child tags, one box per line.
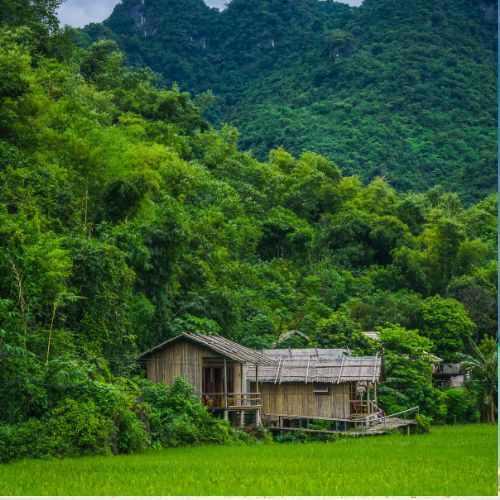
<box><xmin>433</xmin><ymin>362</ymin><xmax>468</xmax><ymax>388</ymax></box>
<box><xmin>138</xmin><ymin>333</ymin><xmax>274</xmax><ymax>426</ymax></box>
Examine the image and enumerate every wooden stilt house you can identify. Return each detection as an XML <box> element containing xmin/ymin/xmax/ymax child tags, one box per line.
<box><xmin>246</xmin><ymin>348</ymin><xmax>382</xmax><ymax>425</ymax></box>
<box><xmin>137</xmin><ymin>333</ymin><xmax>274</xmax><ymax>426</ymax></box>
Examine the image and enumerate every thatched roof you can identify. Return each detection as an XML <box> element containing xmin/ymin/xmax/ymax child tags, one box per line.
<box><xmin>261</xmin><ymin>348</ymin><xmax>347</xmax><ymax>359</ymax></box>
<box><xmin>247</xmin><ymin>348</ymin><xmax>381</xmax><ymax>383</ymax></box>
<box><xmin>137</xmin><ymin>332</ymin><xmax>274</xmax><ymax>365</ymax></box>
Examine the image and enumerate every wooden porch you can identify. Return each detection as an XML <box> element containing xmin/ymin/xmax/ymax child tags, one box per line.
<box><xmin>201</xmin><ymin>392</ymin><xmax>262</xmax><ymax>410</ymax></box>
<box><xmin>200</xmin><ymin>358</ymin><xmax>263</xmax><ymax>426</ymax></box>
<box><xmin>263</xmin><ymin>406</ymin><xmax>420</xmax><ymax>436</ymax></box>
<box><xmin>199</xmin><ymin>392</ymin><xmax>262</xmax><ymax>427</ymax></box>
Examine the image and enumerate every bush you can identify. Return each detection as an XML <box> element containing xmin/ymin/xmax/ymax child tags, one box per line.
<box><xmin>252</xmin><ymin>425</ymin><xmax>274</xmax><ymax>444</ymax></box>
<box><xmin>115</xmin><ymin>409</ymin><xmax>150</xmax><ymax>454</ymax></box>
<box><xmin>0</xmin><ymin>419</ymin><xmax>53</xmax><ymax>462</ymax></box>
<box><xmin>137</xmin><ymin>377</ymin><xmax>236</xmax><ymax>448</ymax></box>
<box><xmin>275</xmin><ymin>430</ymin><xmax>309</xmax><ymax>442</ymax></box>
<box><xmin>0</xmin><ymin>377</ymin><xmax>253</xmax><ymax>462</ymax></box>
<box><xmin>80</xmin><ymin>382</ymin><xmax>150</xmax><ymax>454</ymax></box>
<box><xmin>236</xmin><ymin>424</ymin><xmax>273</xmax><ymax>444</ymax></box>
<box><xmin>48</xmin><ymin>398</ymin><xmax>116</xmax><ymax>457</ymax></box>
<box><xmin>415</xmin><ymin>414</ymin><xmax>431</xmax><ymax>434</ymax></box>
<box><xmin>443</xmin><ymin>389</ymin><xmax>480</xmax><ymax>424</ymax></box>
<box><xmin>232</xmin><ymin>429</ymin><xmax>259</xmax><ymax>444</ymax></box>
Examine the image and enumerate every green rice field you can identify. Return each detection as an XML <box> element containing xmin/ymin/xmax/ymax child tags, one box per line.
<box><xmin>0</xmin><ymin>424</ymin><xmax>496</xmax><ymax>496</ymax></box>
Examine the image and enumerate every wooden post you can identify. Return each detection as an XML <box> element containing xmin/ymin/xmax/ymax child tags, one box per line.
<box><xmin>255</xmin><ymin>364</ymin><xmax>261</xmax><ymax>425</ymax></box>
<box><xmin>367</xmin><ymin>383</ymin><xmax>371</xmax><ymax>414</ymax></box>
<box><xmin>240</xmin><ymin>363</ymin><xmax>244</xmax><ymax>404</ymax></box>
<box><xmin>223</xmin><ymin>358</ymin><xmax>228</xmax><ymax>420</ymax></box>
<box><xmin>239</xmin><ymin>364</ymin><xmax>245</xmax><ymax>427</ymax></box>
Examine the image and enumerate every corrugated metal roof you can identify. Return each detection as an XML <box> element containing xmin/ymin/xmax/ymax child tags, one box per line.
<box><xmin>138</xmin><ymin>332</ymin><xmax>275</xmax><ymax>365</ymax></box>
<box><xmin>247</xmin><ymin>349</ymin><xmax>381</xmax><ymax>383</ymax></box>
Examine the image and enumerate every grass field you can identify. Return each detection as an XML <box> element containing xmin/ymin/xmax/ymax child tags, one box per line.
<box><xmin>0</xmin><ymin>424</ymin><xmax>496</xmax><ymax>496</ymax></box>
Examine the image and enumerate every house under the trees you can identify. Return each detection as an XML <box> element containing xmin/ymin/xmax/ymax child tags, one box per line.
<box><xmin>137</xmin><ymin>332</ymin><xmax>273</xmax><ymax>426</ymax></box>
<box><xmin>433</xmin><ymin>362</ymin><xmax>468</xmax><ymax>388</ymax></box>
<box><xmin>137</xmin><ymin>334</ymin><xmax>416</xmax><ymax>433</ymax></box>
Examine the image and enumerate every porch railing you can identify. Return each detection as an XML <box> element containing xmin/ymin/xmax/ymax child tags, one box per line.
<box><xmin>349</xmin><ymin>400</ymin><xmax>378</xmax><ymax>417</ymax></box>
<box><xmin>366</xmin><ymin>406</ymin><xmax>420</xmax><ymax>426</ymax></box>
<box><xmin>263</xmin><ymin>406</ymin><xmax>420</xmax><ymax>433</ymax></box>
<box><xmin>200</xmin><ymin>392</ymin><xmax>262</xmax><ymax>410</ymax></box>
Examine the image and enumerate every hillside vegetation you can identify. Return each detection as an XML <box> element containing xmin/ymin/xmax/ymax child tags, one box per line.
<box><xmin>84</xmin><ymin>0</ymin><xmax>498</xmax><ymax>202</ymax></box>
<box><xmin>0</xmin><ymin>1</ymin><xmax>497</xmax><ymax>462</ymax></box>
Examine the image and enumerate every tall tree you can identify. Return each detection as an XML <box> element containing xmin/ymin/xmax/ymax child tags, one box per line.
<box><xmin>461</xmin><ymin>338</ymin><xmax>498</xmax><ymax>423</ymax></box>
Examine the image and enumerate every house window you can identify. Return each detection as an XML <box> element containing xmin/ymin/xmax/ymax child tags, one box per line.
<box><xmin>313</xmin><ymin>385</ymin><xmax>329</xmax><ymax>395</ymax></box>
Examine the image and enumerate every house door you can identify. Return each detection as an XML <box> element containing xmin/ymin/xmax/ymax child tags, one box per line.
<box><xmin>202</xmin><ymin>365</ymin><xmax>234</xmax><ymax>407</ymax></box>
<box><xmin>203</xmin><ymin>367</ymin><xmax>222</xmax><ymax>395</ymax></box>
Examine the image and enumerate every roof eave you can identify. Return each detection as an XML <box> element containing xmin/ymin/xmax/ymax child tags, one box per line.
<box><xmin>137</xmin><ymin>333</ymin><xmax>275</xmax><ymax>365</ymax></box>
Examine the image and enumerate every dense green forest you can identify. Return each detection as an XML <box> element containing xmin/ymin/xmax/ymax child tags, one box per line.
<box><xmin>0</xmin><ymin>1</ymin><xmax>497</xmax><ymax>461</ymax></box>
<box><xmin>83</xmin><ymin>0</ymin><xmax>498</xmax><ymax>202</ymax></box>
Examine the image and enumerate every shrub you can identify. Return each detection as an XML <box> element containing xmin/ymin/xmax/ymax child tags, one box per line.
<box><xmin>47</xmin><ymin>398</ymin><xmax>116</xmax><ymax>457</ymax></box>
<box><xmin>162</xmin><ymin>413</ymin><xmax>202</xmax><ymax>447</ymax></box>
<box><xmin>415</xmin><ymin>414</ymin><xmax>431</xmax><ymax>434</ymax></box>
<box><xmin>137</xmin><ymin>377</ymin><xmax>236</xmax><ymax>447</ymax></box>
<box><xmin>252</xmin><ymin>425</ymin><xmax>274</xmax><ymax>444</ymax></box>
<box><xmin>115</xmin><ymin>409</ymin><xmax>150</xmax><ymax>454</ymax></box>
<box><xmin>0</xmin><ymin>419</ymin><xmax>53</xmax><ymax>462</ymax></box>
<box><xmin>443</xmin><ymin>389</ymin><xmax>480</xmax><ymax>424</ymax></box>
<box><xmin>0</xmin><ymin>377</ymin><xmax>255</xmax><ymax>462</ymax></box>
<box><xmin>275</xmin><ymin>430</ymin><xmax>309</xmax><ymax>442</ymax></box>
<box><xmin>232</xmin><ymin>429</ymin><xmax>259</xmax><ymax>444</ymax></box>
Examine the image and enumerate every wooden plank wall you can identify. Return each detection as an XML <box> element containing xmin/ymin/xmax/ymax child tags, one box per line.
<box><xmin>145</xmin><ymin>340</ymin><xmax>245</xmax><ymax>395</ymax></box>
<box><xmin>146</xmin><ymin>340</ymin><xmax>208</xmax><ymax>393</ymax></box>
<box><xmin>257</xmin><ymin>383</ymin><xmax>351</xmax><ymax>419</ymax></box>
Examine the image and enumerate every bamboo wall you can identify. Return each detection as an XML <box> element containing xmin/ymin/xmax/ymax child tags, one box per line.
<box><xmin>256</xmin><ymin>382</ymin><xmax>351</xmax><ymax>419</ymax></box>
<box><xmin>145</xmin><ymin>340</ymin><xmax>244</xmax><ymax>394</ymax></box>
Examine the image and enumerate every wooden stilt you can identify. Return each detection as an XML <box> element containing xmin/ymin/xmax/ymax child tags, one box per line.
<box><xmin>255</xmin><ymin>364</ymin><xmax>259</xmax><ymax>396</ymax></box>
<box><xmin>255</xmin><ymin>363</ymin><xmax>261</xmax><ymax>426</ymax></box>
<box><xmin>223</xmin><ymin>358</ymin><xmax>228</xmax><ymax>420</ymax></box>
<box><xmin>239</xmin><ymin>364</ymin><xmax>245</xmax><ymax>427</ymax></box>
<box><xmin>367</xmin><ymin>383</ymin><xmax>371</xmax><ymax>414</ymax></box>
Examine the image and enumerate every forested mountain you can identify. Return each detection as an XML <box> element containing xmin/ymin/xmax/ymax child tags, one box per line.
<box><xmin>0</xmin><ymin>1</ymin><xmax>496</xmax><ymax>461</ymax></box>
<box><xmin>82</xmin><ymin>0</ymin><xmax>498</xmax><ymax>202</ymax></box>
